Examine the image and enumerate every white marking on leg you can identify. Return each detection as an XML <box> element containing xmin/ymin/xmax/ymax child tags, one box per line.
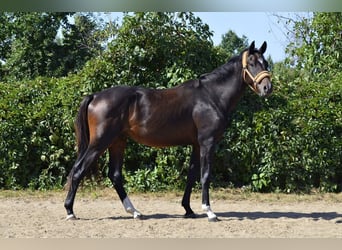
<box><xmin>123</xmin><ymin>196</ymin><xmax>142</xmax><ymax>219</ymax></box>
<box><xmin>202</xmin><ymin>204</ymin><xmax>217</xmax><ymax>220</ymax></box>
<box><xmin>66</xmin><ymin>214</ymin><xmax>77</xmax><ymax>220</ymax></box>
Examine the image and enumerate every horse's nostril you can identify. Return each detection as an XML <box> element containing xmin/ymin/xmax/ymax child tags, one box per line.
<box><xmin>262</xmin><ymin>82</ymin><xmax>272</xmax><ymax>95</ymax></box>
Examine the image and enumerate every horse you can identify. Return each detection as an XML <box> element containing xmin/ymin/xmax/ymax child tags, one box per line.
<box><xmin>64</xmin><ymin>41</ymin><xmax>272</xmax><ymax>222</ymax></box>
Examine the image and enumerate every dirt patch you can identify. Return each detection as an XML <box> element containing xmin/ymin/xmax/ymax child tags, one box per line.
<box><xmin>1</xmin><ymin>189</ymin><xmax>342</xmax><ymax>238</ymax></box>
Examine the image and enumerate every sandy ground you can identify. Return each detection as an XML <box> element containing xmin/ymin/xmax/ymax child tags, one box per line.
<box><xmin>1</xmin><ymin>189</ymin><xmax>342</xmax><ymax>238</ymax></box>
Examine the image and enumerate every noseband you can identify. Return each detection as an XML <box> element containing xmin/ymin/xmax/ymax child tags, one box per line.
<box><xmin>242</xmin><ymin>51</ymin><xmax>271</xmax><ymax>93</ymax></box>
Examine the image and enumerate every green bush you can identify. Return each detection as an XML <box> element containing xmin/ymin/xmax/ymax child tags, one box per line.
<box><xmin>1</xmin><ymin>12</ymin><xmax>341</xmax><ymax>193</ymax></box>
<box><xmin>214</xmin><ymin>72</ymin><xmax>342</xmax><ymax>192</ymax></box>
<box><xmin>0</xmin><ymin>76</ymin><xmax>82</xmax><ymax>189</ymax></box>
<box><xmin>1</xmin><ymin>72</ymin><xmax>341</xmax><ymax>192</ymax></box>
<box><xmin>123</xmin><ymin>146</ymin><xmax>191</xmax><ymax>192</ymax></box>
<box><xmin>0</xmin><ymin>12</ymin><xmax>221</xmax><ymax>191</ymax></box>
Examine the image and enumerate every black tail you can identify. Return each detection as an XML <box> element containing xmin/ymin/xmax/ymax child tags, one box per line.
<box><xmin>75</xmin><ymin>94</ymin><xmax>94</xmax><ymax>158</ymax></box>
<box><xmin>64</xmin><ymin>94</ymin><xmax>94</xmax><ymax>190</ymax></box>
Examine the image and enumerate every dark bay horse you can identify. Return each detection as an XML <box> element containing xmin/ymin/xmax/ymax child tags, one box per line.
<box><xmin>64</xmin><ymin>41</ymin><xmax>272</xmax><ymax>222</ymax></box>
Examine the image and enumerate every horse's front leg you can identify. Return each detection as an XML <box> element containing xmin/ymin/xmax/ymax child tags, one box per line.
<box><xmin>199</xmin><ymin>137</ymin><xmax>219</xmax><ymax>222</ymax></box>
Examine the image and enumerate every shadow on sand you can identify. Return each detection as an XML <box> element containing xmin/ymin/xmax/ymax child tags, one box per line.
<box><xmin>90</xmin><ymin>211</ymin><xmax>342</xmax><ymax>223</ymax></box>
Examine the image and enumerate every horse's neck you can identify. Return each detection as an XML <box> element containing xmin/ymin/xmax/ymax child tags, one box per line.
<box><xmin>204</xmin><ymin>63</ymin><xmax>246</xmax><ymax>116</ymax></box>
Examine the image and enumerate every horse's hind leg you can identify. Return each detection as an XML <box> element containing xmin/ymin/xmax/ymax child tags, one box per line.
<box><xmin>108</xmin><ymin>139</ymin><xmax>142</xmax><ymax>219</ymax></box>
<box><xmin>181</xmin><ymin>145</ymin><xmax>200</xmax><ymax>218</ymax></box>
<box><xmin>64</xmin><ymin>145</ymin><xmax>103</xmax><ymax>220</ymax></box>
<box><xmin>64</xmin><ymin>120</ymin><xmax>116</xmax><ymax>220</ymax></box>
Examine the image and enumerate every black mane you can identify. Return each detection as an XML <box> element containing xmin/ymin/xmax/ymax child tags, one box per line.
<box><xmin>198</xmin><ymin>53</ymin><xmax>242</xmax><ymax>83</ymax></box>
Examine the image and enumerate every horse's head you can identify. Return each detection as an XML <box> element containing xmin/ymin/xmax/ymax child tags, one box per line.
<box><xmin>242</xmin><ymin>41</ymin><xmax>273</xmax><ymax>97</ymax></box>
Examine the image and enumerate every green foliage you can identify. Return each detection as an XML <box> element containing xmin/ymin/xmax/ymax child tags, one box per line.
<box><xmin>0</xmin><ymin>12</ymin><xmax>221</xmax><ymax>190</ymax></box>
<box><xmin>0</xmin><ymin>13</ymin><xmax>70</xmax><ymax>81</ymax></box>
<box><xmin>0</xmin><ymin>76</ymin><xmax>82</xmax><ymax>189</ymax></box>
<box><xmin>80</xmin><ymin>12</ymin><xmax>221</xmax><ymax>92</ymax></box>
<box><xmin>1</xmin><ymin>12</ymin><xmax>341</xmax><ymax>194</ymax></box>
<box><xmin>217</xmin><ymin>70</ymin><xmax>341</xmax><ymax>192</ymax></box>
<box><xmin>123</xmin><ymin>146</ymin><xmax>191</xmax><ymax>192</ymax></box>
<box><xmin>0</xmin><ymin>12</ymin><xmax>106</xmax><ymax>81</ymax></box>
<box><xmin>286</xmin><ymin>12</ymin><xmax>342</xmax><ymax>80</ymax></box>
<box><xmin>219</xmin><ymin>30</ymin><xmax>249</xmax><ymax>58</ymax></box>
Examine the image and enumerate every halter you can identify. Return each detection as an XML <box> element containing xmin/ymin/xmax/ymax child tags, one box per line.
<box><xmin>242</xmin><ymin>51</ymin><xmax>271</xmax><ymax>94</ymax></box>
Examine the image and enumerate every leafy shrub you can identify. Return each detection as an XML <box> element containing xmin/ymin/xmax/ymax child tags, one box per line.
<box><xmin>0</xmin><ymin>76</ymin><xmax>82</xmax><ymax>189</ymax></box>
<box><xmin>1</xmin><ymin>70</ymin><xmax>341</xmax><ymax>192</ymax></box>
<box><xmin>0</xmin><ymin>12</ymin><xmax>221</xmax><ymax>191</ymax></box>
<box><xmin>123</xmin><ymin>146</ymin><xmax>191</xmax><ymax>192</ymax></box>
<box><xmin>215</xmin><ymin>71</ymin><xmax>341</xmax><ymax>192</ymax></box>
<box><xmin>1</xmin><ymin>12</ymin><xmax>341</xmax><ymax>193</ymax></box>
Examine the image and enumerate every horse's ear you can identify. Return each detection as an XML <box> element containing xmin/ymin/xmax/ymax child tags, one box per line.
<box><xmin>259</xmin><ymin>41</ymin><xmax>267</xmax><ymax>54</ymax></box>
<box><xmin>248</xmin><ymin>41</ymin><xmax>255</xmax><ymax>54</ymax></box>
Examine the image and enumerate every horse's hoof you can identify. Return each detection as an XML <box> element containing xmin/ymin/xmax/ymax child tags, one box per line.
<box><xmin>134</xmin><ymin>212</ymin><xmax>144</xmax><ymax>220</ymax></box>
<box><xmin>208</xmin><ymin>216</ymin><xmax>220</xmax><ymax>222</ymax></box>
<box><xmin>184</xmin><ymin>212</ymin><xmax>197</xmax><ymax>219</ymax></box>
<box><xmin>66</xmin><ymin>214</ymin><xmax>77</xmax><ymax>221</ymax></box>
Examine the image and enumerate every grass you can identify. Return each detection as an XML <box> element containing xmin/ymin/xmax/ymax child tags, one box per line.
<box><xmin>1</xmin><ymin>187</ymin><xmax>342</xmax><ymax>204</ymax></box>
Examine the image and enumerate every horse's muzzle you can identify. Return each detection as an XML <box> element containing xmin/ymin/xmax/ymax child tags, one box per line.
<box><xmin>259</xmin><ymin>79</ymin><xmax>273</xmax><ymax>97</ymax></box>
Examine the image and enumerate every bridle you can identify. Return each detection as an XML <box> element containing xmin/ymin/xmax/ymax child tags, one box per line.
<box><xmin>242</xmin><ymin>51</ymin><xmax>271</xmax><ymax>94</ymax></box>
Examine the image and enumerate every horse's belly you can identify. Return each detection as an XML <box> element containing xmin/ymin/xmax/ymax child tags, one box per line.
<box><xmin>126</xmin><ymin>125</ymin><xmax>195</xmax><ymax>147</ymax></box>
